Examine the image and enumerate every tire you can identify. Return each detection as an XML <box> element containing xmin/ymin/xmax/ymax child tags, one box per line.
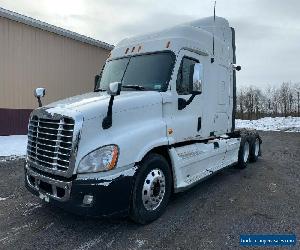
<box><xmin>130</xmin><ymin>153</ymin><xmax>172</xmax><ymax>224</ymax></box>
<box><xmin>236</xmin><ymin>137</ymin><xmax>250</xmax><ymax>169</ymax></box>
<box><xmin>250</xmin><ymin>136</ymin><xmax>261</xmax><ymax>162</ymax></box>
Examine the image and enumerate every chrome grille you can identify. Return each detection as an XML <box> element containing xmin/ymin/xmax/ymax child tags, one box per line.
<box><xmin>27</xmin><ymin>115</ymin><xmax>75</xmax><ymax>172</ymax></box>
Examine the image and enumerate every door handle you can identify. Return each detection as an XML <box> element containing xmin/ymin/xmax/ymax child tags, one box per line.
<box><xmin>197</xmin><ymin>117</ymin><xmax>201</xmax><ymax>131</ymax></box>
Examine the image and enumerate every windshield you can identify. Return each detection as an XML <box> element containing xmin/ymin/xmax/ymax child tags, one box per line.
<box><xmin>97</xmin><ymin>52</ymin><xmax>175</xmax><ymax>92</ymax></box>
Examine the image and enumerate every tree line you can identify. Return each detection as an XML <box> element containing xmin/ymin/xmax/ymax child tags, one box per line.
<box><xmin>236</xmin><ymin>82</ymin><xmax>300</xmax><ymax>120</ymax></box>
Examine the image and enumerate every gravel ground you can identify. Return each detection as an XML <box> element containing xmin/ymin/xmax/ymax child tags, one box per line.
<box><xmin>0</xmin><ymin>131</ymin><xmax>299</xmax><ymax>250</ymax></box>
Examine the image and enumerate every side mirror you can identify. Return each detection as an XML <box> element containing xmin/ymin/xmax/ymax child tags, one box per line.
<box><xmin>34</xmin><ymin>87</ymin><xmax>46</xmax><ymax>107</ymax></box>
<box><xmin>94</xmin><ymin>75</ymin><xmax>100</xmax><ymax>91</ymax></box>
<box><xmin>107</xmin><ymin>82</ymin><xmax>121</xmax><ymax>96</ymax></box>
<box><xmin>178</xmin><ymin>63</ymin><xmax>203</xmax><ymax>110</ymax></box>
<box><xmin>192</xmin><ymin>63</ymin><xmax>203</xmax><ymax>94</ymax></box>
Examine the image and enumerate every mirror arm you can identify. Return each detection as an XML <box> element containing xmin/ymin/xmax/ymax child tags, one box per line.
<box><xmin>178</xmin><ymin>92</ymin><xmax>201</xmax><ymax>110</ymax></box>
<box><xmin>185</xmin><ymin>93</ymin><xmax>196</xmax><ymax>106</ymax></box>
<box><xmin>102</xmin><ymin>95</ymin><xmax>115</xmax><ymax>129</ymax></box>
<box><xmin>94</xmin><ymin>74</ymin><xmax>100</xmax><ymax>92</ymax></box>
<box><xmin>37</xmin><ymin>97</ymin><xmax>42</xmax><ymax>107</ymax></box>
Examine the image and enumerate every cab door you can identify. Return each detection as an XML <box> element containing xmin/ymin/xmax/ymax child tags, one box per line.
<box><xmin>170</xmin><ymin>50</ymin><xmax>206</xmax><ymax>143</ymax></box>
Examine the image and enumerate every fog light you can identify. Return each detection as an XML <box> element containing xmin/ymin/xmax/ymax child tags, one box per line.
<box><xmin>83</xmin><ymin>195</ymin><xmax>94</xmax><ymax>205</ymax></box>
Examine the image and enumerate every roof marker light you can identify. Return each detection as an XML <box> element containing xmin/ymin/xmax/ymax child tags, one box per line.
<box><xmin>166</xmin><ymin>41</ymin><xmax>171</xmax><ymax>48</ymax></box>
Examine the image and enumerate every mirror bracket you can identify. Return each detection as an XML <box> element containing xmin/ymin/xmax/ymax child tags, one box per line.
<box><xmin>102</xmin><ymin>82</ymin><xmax>122</xmax><ymax>129</ymax></box>
<box><xmin>94</xmin><ymin>74</ymin><xmax>100</xmax><ymax>91</ymax></box>
<box><xmin>178</xmin><ymin>91</ymin><xmax>201</xmax><ymax>110</ymax></box>
<box><xmin>102</xmin><ymin>95</ymin><xmax>114</xmax><ymax>129</ymax></box>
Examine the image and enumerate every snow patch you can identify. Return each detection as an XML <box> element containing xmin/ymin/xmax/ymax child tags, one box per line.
<box><xmin>236</xmin><ymin>117</ymin><xmax>300</xmax><ymax>132</ymax></box>
<box><xmin>135</xmin><ymin>239</ymin><xmax>146</xmax><ymax>248</ymax></box>
<box><xmin>0</xmin><ymin>135</ymin><xmax>27</xmax><ymax>157</ymax></box>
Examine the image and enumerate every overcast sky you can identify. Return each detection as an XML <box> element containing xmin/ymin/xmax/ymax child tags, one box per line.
<box><xmin>0</xmin><ymin>0</ymin><xmax>299</xmax><ymax>88</ymax></box>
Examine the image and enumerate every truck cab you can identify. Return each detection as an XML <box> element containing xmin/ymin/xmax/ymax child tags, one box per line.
<box><xmin>25</xmin><ymin>16</ymin><xmax>261</xmax><ymax>224</ymax></box>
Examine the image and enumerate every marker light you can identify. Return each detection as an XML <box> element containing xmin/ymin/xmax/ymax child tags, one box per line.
<box><xmin>125</xmin><ymin>48</ymin><xmax>129</xmax><ymax>54</ymax></box>
<box><xmin>131</xmin><ymin>46</ymin><xmax>135</xmax><ymax>52</ymax></box>
<box><xmin>168</xmin><ymin>128</ymin><xmax>173</xmax><ymax>135</ymax></box>
<box><xmin>166</xmin><ymin>41</ymin><xmax>171</xmax><ymax>48</ymax></box>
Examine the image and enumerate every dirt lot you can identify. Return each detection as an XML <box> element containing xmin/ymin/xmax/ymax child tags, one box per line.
<box><xmin>0</xmin><ymin>131</ymin><xmax>299</xmax><ymax>250</ymax></box>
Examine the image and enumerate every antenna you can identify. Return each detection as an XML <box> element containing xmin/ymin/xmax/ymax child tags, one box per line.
<box><xmin>212</xmin><ymin>1</ymin><xmax>216</xmax><ymax>63</ymax></box>
<box><xmin>214</xmin><ymin>1</ymin><xmax>216</xmax><ymax>21</ymax></box>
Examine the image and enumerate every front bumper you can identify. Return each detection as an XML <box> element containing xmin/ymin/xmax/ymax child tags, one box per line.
<box><xmin>25</xmin><ymin>163</ymin><xmax>137</xmax><ymax>217</ymax></box>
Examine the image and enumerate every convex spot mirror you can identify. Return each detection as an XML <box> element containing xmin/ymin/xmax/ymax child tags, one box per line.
<box><xmin>34</xmin><ymin>87</ymin><xmax>46</xmax><ymax>98</ymax></box>
<box><xmin>107</xmin><ymin>82</ymin><xmax>121</xmax><ymax>96</ymax></box>
<box><xmin>191</xmin><ymin>63</ymin><xmax>203</xmax><ymax>94</ymax></box>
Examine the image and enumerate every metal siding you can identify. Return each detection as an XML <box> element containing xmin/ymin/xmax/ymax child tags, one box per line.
<box><xmin>0</xmin><ymin>16</ymin><xmax>110</xmax><ymax>110</ymax></box>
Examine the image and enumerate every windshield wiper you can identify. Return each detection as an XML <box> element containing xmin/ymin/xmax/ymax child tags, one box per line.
<box><xmin>122</xmin><ymin>84</ymin><xmax>145</xmax><ymax>90</ymax></box>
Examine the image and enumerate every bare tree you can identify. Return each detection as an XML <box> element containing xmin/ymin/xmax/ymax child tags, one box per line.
<box><xmin>236</xmin><ymin>81</ymin><xmax>300</xmax><ymax>119</ymax></box>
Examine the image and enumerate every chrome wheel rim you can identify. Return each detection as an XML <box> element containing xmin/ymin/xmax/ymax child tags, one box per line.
<box><xmin>243</xmin><ymin>141</ymin><xmax>250</xmax><ymax>163</ymax></box>
<box><xmin>142</xmin><ymin>169</ymin><xmax>166</xmax><ymax>211</ymax></box>
<box><xmin>254</xmin><ymin>138</ymin><xmax>260</xmax><ymax>157</ymax></box>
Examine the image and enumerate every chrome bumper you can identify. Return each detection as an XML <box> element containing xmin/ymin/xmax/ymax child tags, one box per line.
<box><xmin>25</xmin><ymin>164</ymin><xmax>72</xmax><ymax>202</ymax></box>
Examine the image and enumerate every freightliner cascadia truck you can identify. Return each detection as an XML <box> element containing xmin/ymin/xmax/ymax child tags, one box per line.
<box><xmin>25</xmin><ymin>16</ymin><xmax>261</xmax><ymax>224</ymax></box>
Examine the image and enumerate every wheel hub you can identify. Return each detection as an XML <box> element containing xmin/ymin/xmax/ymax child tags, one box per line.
<box><xmin>243</xmin><ymin>141</ymin><xmax>250</xmax><ymax>163</ymax></box>
<box><xmin>142</xmin><ymin>169</ymin><xmax>166</xmax><ymax>211</ymax></box>
<box><xmin>254</xmin><ymin>138</ymin><xmax>260</xmax><ymax>156</ymax></box>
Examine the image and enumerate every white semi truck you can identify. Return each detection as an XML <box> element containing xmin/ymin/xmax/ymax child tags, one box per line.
<box><xmin>25</xmin><ymin>16</ymin><xmax>261</xmax><ymax>224</ymax></box>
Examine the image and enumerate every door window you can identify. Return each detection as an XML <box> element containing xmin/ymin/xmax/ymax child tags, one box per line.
<box><xmin>176</xmin><ymin>57</ymin><xmax>198</xmax><ymax>95</ymax></box>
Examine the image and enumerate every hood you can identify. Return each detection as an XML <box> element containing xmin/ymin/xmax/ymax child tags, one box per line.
<box><xmin>45</xmin><ymin>91</ymin><xmax>163</xmax><ymax>120</ymax></box>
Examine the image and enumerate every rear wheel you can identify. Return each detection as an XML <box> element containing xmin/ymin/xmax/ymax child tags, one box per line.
<box><xmin>130</xmin><ymin>153</ymin><xmax>172</xmax><ymax>224</ymax></box>
<box><xmin>236</xmin><ymin>138</ymin><xmax>250</xmax><ymax>169</ymax></box>
<box><xmin>250</xmin><ymin>137</ymin><xmax>260</xmax><ymax>162</ymax></box>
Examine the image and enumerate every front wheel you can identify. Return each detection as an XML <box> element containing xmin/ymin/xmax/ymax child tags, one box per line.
<box><xmin>130</xmin><ymin>153</ymin><xmax>172</xmax><ymax>224</ymax></box>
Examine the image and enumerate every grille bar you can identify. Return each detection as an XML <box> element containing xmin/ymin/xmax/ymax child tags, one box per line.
<box><xmin>27</xmin><ymin>145</ymin><xmax>70</xmax><ymax>157</ymax></box>
<box><xmin>27</xmin><ymin>115</ymin><xmax>74</xmax><ymax>172</ymax></box>
<box><xmin>30</xmin><ymin>119</ymin><xmax>74</xmax><ymax>126</ymax></box>
<box><xmin>29</xmin><ymin>124</ymin><xmax>74</xmax><ymax>132</ymax></box>
<box><xmin>27</xmin><ymin>149</ymin><xmax>70</xmax><ymax>163</ymax></box>
<box><xmin>27</xmin><ymin>156</ymin><xmax>68</xmax><ymax>170</ymax></box>
<box><xmin>27</xmin><ymin>138</ymin><xmax>72</xmax><ymax>151</ymax></box>
<box><xmin>28</xmin><ymin>134</ymin><xmax>73</xmax><ymax>144</ymax></box>
<box><xmin>28</xmin><ymin>129</ymin><xmax>73</xmax><ymax>138</ymax></box>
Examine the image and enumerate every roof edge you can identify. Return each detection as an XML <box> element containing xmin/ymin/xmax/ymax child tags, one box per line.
<box><xmin>0</xmin><ymin>7</ymin><xmax>114</xmax><ymax>50</ymax></box>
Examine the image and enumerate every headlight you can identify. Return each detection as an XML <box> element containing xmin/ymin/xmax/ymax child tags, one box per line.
<box><xmin>77</xmin><ymin>145</ymin><xmax>119</xmax><ymax>173</ymax></box>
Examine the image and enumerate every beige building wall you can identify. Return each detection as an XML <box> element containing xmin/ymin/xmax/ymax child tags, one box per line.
<box><xmin>0</xmin><ymin>16</ymin><xmax>110</xmax><ymax>109</ymax></box>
